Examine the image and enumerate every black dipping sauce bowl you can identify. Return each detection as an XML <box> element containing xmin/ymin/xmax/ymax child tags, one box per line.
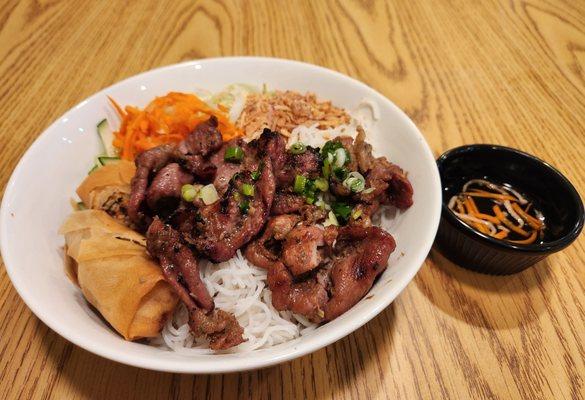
<box><xmin>435</xmin><ymin>144</ymin><xmax>584</xmax><ymax>275</ymax></box>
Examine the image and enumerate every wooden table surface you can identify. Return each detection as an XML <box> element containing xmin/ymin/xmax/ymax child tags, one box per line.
<box><xmin>1</xmin><ymin>1</ymin><xmax>584</xmax><ymax>399</ymax></box>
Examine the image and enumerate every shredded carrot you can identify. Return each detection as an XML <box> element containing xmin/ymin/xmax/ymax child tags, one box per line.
<box><xmin>463</xmin><ymin>198</ymin><xmax>475</xmax><ymax>215</ymax></box>
<box><xmin>473</xmin><ymin>222</ymin><xmax>489</xmax><ymax>234</ymax></box>
<box><xmin>449</xmin><ymin>180</ymin><xmax>545</xmax><ymax>245</ymax></box>
<box><xmin>466</xmin><ymin>196</ymin><xmax>480</xmax><ymax>214</ymax></box>
<box><xmin>493</xmin><ymin>205</ymin><xmax>530</xmax><ymax>237</ymax></box>
<box><xmin>111</xmin><ymin>92</ymin><xmax>243</xmax><ymax>160</ymax></box>
<box><xmin>472</xmin><ymin>213</ymin><xmax>501</xmax><ymax>224</ymax></box>
<box><xmin>509</xmin><ymin>230</ymin><xmax>538</xmax><ymax>244</ymax></box>
<box><xmin>493</xmin><ymin>230</ymin><xmax>509</xmax><ymax>239</ymax></box>
<box><xmin>108</xmin><ymin>96</ymin><xmax>126</xmax><ymax>118</ymax></box>
<box><xmin>511</xmin><ymin>202</ymin><xmax>543</xmax><ymax>230</ymax></box>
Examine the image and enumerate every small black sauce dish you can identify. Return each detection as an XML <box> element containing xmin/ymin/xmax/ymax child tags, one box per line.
<box><xmin>435</xmin><ymin>144</ymin><xmax>584</xmax><ymax>275</ymax></box>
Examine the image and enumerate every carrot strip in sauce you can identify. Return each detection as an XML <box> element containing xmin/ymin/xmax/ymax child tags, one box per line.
<box><xmin>472</xmin><ymin>213</ymin><xmax>501</xmax><ymax>224</ymax></box>
<box><xmin>473</xmin><ymin>222</ymin><xmax>489</xmax><ymax>234</ymax></box>
<box><xmin>466</xmin><ymin>196</ymin><xmax>480</xmax><ymax>214</ymax></box>
<box><xmin>509</xmin><ymin>230</ymin><xmax>537</xmax><ymax>244</ymax></box>
<box><xmin>493</xmin><ymin>230</ymin><xmax>509</xmax><ymax>239</ymax></box>
<box><xmin>511</xmin><ymin>202</ymin><xmax>543</xmax><ymax>230</ymax></box>
<box><xmin>493</xmin><ymin>205</ymin><xmax>530</xmax><ymax>237</ymax></box>
<box><xmin>463</xmin><ymin>198</ymin><xmax>475</xmax><ymax>215</ymax></box>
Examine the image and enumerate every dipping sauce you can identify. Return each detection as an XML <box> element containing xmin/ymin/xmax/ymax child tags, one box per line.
<box><xmin>448</xmin><ymin>179</ymin><xmax>545</xmax><ymax>244</ymax></box>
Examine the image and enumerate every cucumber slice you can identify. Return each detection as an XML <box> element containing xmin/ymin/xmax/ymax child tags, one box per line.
<box><xmin>97</xmin><ymin>119</ymin><xmax>117</xmax><ymax>157</ymax></box>
<box><xmin>98</xmin><ymin>156</ymin><xmax>120</xmax><ymax>166</ymax></box>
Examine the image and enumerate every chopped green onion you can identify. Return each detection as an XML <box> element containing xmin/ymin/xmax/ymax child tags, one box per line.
<box><xmin>314</xmin><ymin>177</ymin><xmax>329</xmax><ymax>192</ymax></box>
<box><xmin>324</xmin><ymin>211</ymin><xmax>339</xmax><ymax>227</ymax></box>
<box><xmin>321</xmin><ymin>141</ymin><xmax>344</xmax><ymax>157</ymax></box>
<box><xmin>331</xmin><ymin>202</ymin><xmax>352</xmax><ymax>221</ymax></box>
<box><xmin>290</xmin><ymin>142</ymin><xmax>307</xmax><ymax>154</ymax></box>
<box><xmin>351</xmin><ymin>207</ymin><xmax>363</xmax><ymax>219</ymax></box>
<box><xmin>305</xmin><ymin>195</ymin><xmax>315</xmax><ymax>205</ymax></box>
<box><xmin>343</xmin><ymin>171</ymin><xmax>366</xmax><ymax>193</ymax></box>
<box><xmin>321</xmin><ymin>140</ymin><xmax>350</xmax><ymax>167</ymax></box>
<box><xmin>199</xmin><ymin>184</ymin><xmax>219</xmax><ymax>205</ymax></box>
<box><xmin>293</xmin><ymin>175</ymin><xmax>307</xmax><ymax>193</ymax></box>
<box><xmin>332</xmin><ymin>167</ymin><xmax>348</xmax><ymax>181</ymax></box>
<box><xmin>181</xmin><ymin>184</ymin><xmax>199</xmax><ymax>202</ymax></box>
<box><xmin>230</xmin><ymin>172</ymin><xmax>242</xmax><ymax>184</ymax></box>
<box><xmin>322</xmin><ymin>159</ymin><xmax>331</xmax><ymax>179</ymax></box>
<box><xmin>241</xmin><ymin>183</ymin><xmax>255</xmax><ymax>197</ymax></box>
<box><xmin>224</xmin><ymin>146</ymin><xmax>244</xmax><ymax>162</ymax></box>
<box><xmin>334</xmin><ymin>148</ymin><xmax>347</xmax><ymax>168</ymax></box>
<box><xmin>251</xmin><ymin>170</ymin><xmax>261</xmax><ymax>181</ymax></box>
<box><xmin>239</xmin><ymin>199</ymin><xmax>250</xmax><ymax>214</ymax></box>
<box><xmin>315</xmin><ymin>198</ymin><xmax>325</xmax><ymax>209</ymax></box>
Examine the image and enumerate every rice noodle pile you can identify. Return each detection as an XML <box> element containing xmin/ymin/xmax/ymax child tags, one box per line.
<box><xmin>155</xmin><ymin>251</ymin><xmax>317</xmax><ymax>354</ymax></box>
<box><xmin>236</xmin><ymin>91</ymin><xmax>351</xmax><ymax>139</ymax></box>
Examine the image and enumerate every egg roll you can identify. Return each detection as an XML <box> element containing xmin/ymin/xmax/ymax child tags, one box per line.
<box><xmin>59</xmin><ymin>209</ymin><xmax>178</xmax><ymax>340</ymax></box>
<box><xmin>76</xmin><ymin>161</ymin><xmax>136</xmax><ymax>223</ymax></box>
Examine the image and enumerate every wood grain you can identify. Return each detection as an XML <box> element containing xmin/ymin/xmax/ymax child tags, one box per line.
<box><xmin>1</xmin><ymin>0</ymin><xmax>584</xmax><ymax>399</ymax></box>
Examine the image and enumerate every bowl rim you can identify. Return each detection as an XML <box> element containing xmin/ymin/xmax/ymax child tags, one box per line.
<box><xmin>0</xmin><ymin>56</ymin><xmax>442</xmax><ymax>373</ymax></box>
<box><xmin>437</xmin><ymin>144</ymin><xmax>584</xmax><ymax>254</ymax></box>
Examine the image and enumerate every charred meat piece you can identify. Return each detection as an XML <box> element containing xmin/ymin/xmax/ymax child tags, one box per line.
<box><xmin>247</xmin><ymin>222</ymin><xmax>333</xmax><ymax>322</ymax></box>
<box><xmin>323</xmin><ymin>226</ymin><xmax>396</xmax><ymax>320</ymax></box>
<box><xmin>299</xmin><ymin>205</ymin><xmax>328</xmax><ymax>225</ymax></box>
<box><xmin>271</xmin><ymin>192</ymin><xmax>306</xmax><ymax>215</ymax></box>
<box><xmin>353</xmin><ymin>126</ymin><xmax>374</xmax><ymax>173</ymax></box>
<box><xmin>254</xmin><ymin>128</ymin><xmax>321</xmax><ymax>188</ymax></box>
<box><xmin>146</xmin><ymin>218</ymin><xmax>214</xmax><ymax>311</ymax></box>
<box><xmin>282</xmin><ymin>225</ymin><xmax>326</xmax><ymax>276</ymax></box>
<box><xmin>244</xmin><ymin>214</ymin><xmax>300</xmax><ymax>270</ymax></box>
<box><xmin>268</xmin><ymin>261</ymin><xmax>329</xmax><ymax>322</ymax></box>
<box><xmin>282</xmin><ymin>146</ymin><xmax>322</xmax><ymax>185</ymax></box>
<box><xmin>255</xmin><ymin>129</ymin><xmax>288</xmax><ymax>185</ymax></box>
<box><xmin>178</xmin><ymin>117</ymin><xmax>223</xmax><ymax>157</ymax></box>
<box><xmin>146</xmin><ymin>163</ymin><xmax>193</xmax><ymax>213</ymax></box>
<box><xmin>146</xmin><ymin>218</ymin><xmax>245</xmax><ymax>350</ymax></box>
<box><xmin>347</xmin><ymin>202</ymin><xmax>381</xmax><ymax>228</ymax></box>
<box><xmin>182</xmin><ymin>157</ymin><xmax>276</xmax><ymax>262</ymax></box>
<box><xmin>260</xmin><ymin>224</ymin><xmax>395</xmax><ymax>323</ymax></box>
<box><xmin>189</xmin><ymin>307</ymin><xmax>245</xmax><ymax>350</ymax></box>
<box><xmin>326</xmin><ymin>129</ymin><xmax>413</xmax><ymax>209</ymax></box>
<box><xmin>361</xmin><ymin>158</ymin><xmax>413</xmax><ymax>209</ymax></box>
<box><xmin>210</xmin><ymin>139</ymin><xmax>259</xmax><ymax>196</ymax></box>
<box><xmin>128</xmin><ymin>144</ymin><xmax>176</xmax><ymax>226</ymax></box>
<box><xmin>128</xmin><ymin>117</ymin><xmax>223</xmax><ymax>228</ymax></box>
<box><xmin>180</xmin><ymin>154</ymin><xmax>217</xmax><ymax>182</ymax></box>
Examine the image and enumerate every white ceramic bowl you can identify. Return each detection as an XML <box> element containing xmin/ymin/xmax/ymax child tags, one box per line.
<box><xmin>0</xmin><ymin>57</ymin><xmax>441</xmax><ymax>373</ymax></box>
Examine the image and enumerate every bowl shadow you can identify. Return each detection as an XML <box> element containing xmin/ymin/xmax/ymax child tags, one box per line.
<box><xmin>413</xmin><ymin>247</ymin><xmax>553</xmax><ymax>330</ymax></box>
<box><xmin>41</xmin><ymin>304</ymin><xmax>398</xmax><ymax>399</ymax></box>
